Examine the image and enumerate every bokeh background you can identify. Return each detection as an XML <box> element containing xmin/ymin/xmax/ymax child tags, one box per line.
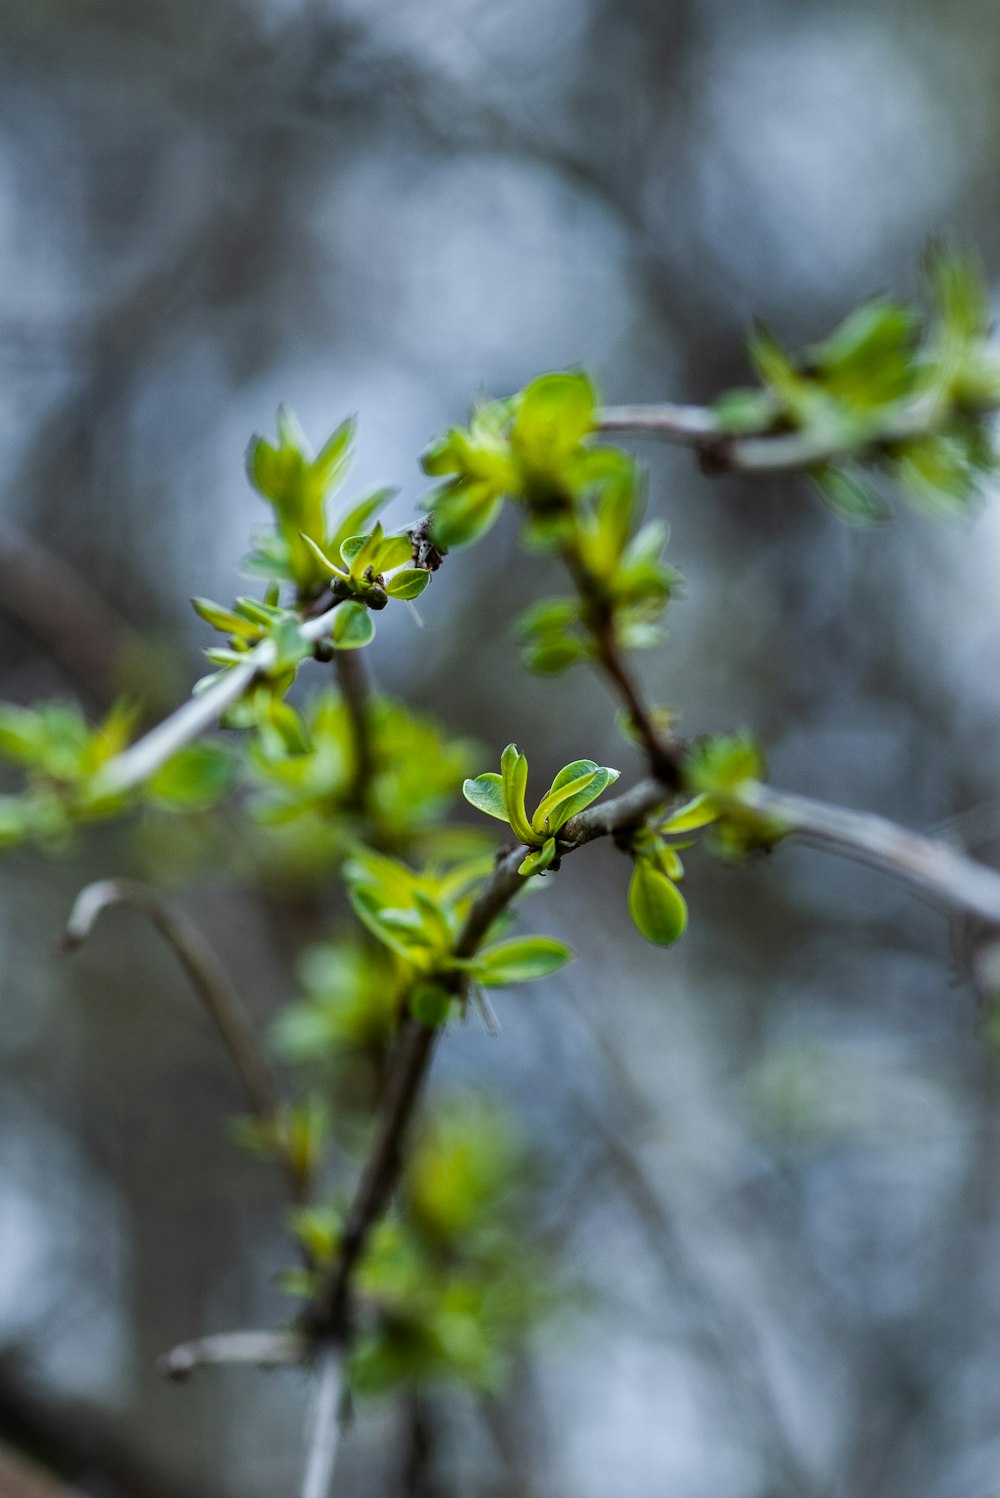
<box><xmin>3</xmin><ymin>1</ymin><xmax>1000</xmax><ymax>1494</ymax></box>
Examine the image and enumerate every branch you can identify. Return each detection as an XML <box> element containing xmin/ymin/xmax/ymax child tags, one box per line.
<box><xmin>737</xmin><ymin>781</ymin><xmax>1000</xmax><ymax>928</ymax></box>
<box><xmin>159</xmin><ymin>1331</ymin><xmax>305</xmax><ymax>1382</ymax></box>
<box><xmin>300</xmin><ymin>1347</ymin><xmax>345</xmax><ymax>1498</ymax></box>
<box><xmin>304</xmin><ymin>775</ymin><xmax>673</xmax><ymax>1349</ymax></box>
<box><xmin>92</xmin><ymin>603</ymin><xmax>342</xmax><ymax>798</ymax></box>
<box><xmin>555</xmin><ymin>546</ymin><xmax>1000</xmax><ymax>935</ymax></box>
<box><xmin>598</xmin><ymin>394</ymin><xmax>939</xmax><ymax>475</ymax></box>
<box><xmin>332</xmin><ymin>648</ymin><xmax>375</xmax><ymax>812</ymax></box>
<box><xmin>62</xmin><ymin>879</ymin><xmax>286</xmax><ymax>1133</ymax></box>
<box><xmin>0</xmin><ymin>521</ymin><xmax>143</xmax><ymax>708</ymax></box>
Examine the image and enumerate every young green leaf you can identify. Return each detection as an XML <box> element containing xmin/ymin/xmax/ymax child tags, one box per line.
<box><xmin>500</xmin><ymin>744</ymin><xmax>536</xmax><ymax>845</ymax></box>
<box><xmin>385</xmin><ymin>568</ymin><xmax>431</xmax><ymax>600</ymax></box>
<box><xmin>659</xmin><ymin>794</ymin><xmax>717</xmax><ymax>834</ymax></box>
<box><xmin>473</xmin><ymin>935</ymin><xmax>573</xmax><ymax>987</ymax></box>
<box><xmin>628</xmin><ymin>860</ymin><xmax>688</xmax><ymax>946</ymax></box>
<box><xmin>532</xmin><ymin>761</ymin><xmax>620</xmax><ymax>834</ymax></box>
<box><xmin>332</xmin><ymin>601</ymin><xmax>376</xmax><ymax>650</ymax></box>
<box><xmin>517</xmin><ymin>837</ymin><xmax>557</xmax><ymax>877</ymax></box>
<box><xmin>149</xmin><ymin>743</ymin><xmax>234</xmax><ymax>812</ymax></box>
<box><xmin>463</xmin><ymin>772</ymin><xmax>508</xmax><ymax>822</ymax></box>
<box><xmin>300</xmin><ymin>532</ymin><xmax>346</xmax><ymax>576</ymax></box>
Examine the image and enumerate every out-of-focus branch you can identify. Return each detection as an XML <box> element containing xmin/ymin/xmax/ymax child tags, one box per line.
<box><xmin>598</xmin><ymin>394</ymin><xmax>938</xmax><ymax>475</ymax></box>
<box><xmin>159</xmin><ymin>1331</ymin><xmax>305</xmax><ymax>1382</ymax></box>
<box><xmin>61</xmin><ymin>879</ymin><xmax>287</xmax><ymax>1138</ymax></box>
<box><xmin>300</xmin><ymin>1347</ymin><xmax>345</xmax><ymax>1498</ymax></box>
<box><xmin>333</xmin><ymin>648</ymin><xmax>375</xmax><ymax>811</ymax></box>
<box><xmin>0</xmin><ymin>522</ymin><xmax>142</xmax><ymax>707</ymax></box>
<box><xmin>735</xmin><ymin>781</ymin><xmax>1000</xmax><ymax>927</ymax></box>
<box><xmin>558</xmin><ymin>548</ymin><xmax>1000</xmax><ymax>934</ymax></box>
<box><xmin>92</xmin><ymin>602</ymin><xmax>342</xmax><ymax>798</ymax></box>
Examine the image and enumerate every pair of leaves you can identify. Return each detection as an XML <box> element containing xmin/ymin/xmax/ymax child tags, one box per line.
<box><xmin>463</xmin><ymin>744</ymin><xmax>619</xmax><ymax>876</ymax></box>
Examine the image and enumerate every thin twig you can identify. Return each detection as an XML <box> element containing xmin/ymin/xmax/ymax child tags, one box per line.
<box><xmin>61</xmin><ymin>878</ymin><xmax>286</xmax><ymax>1133</ymax></box>
<box><xmin>305</xmin><ymin>775</ymin><xmax>676</xmax><ymax>1347</ymax></box>
<box><xmin>300</xmin><ymin>1346</ymin><xmax>345</xmax><ymax>1498</ymax></box>
<box><xmin>160</xmin><ymin>1331</ymin><xmax>306</xmax><ymax>1382</ymax></box>
<box><xmin>560</xmin><ymin>540</ymin><xmax>683</xmax><ymax>785</ymax></box>
<box><xmin>306</xmin><ymin>1017</ymin><xmax>438</xmax><ymax>1342</ymax></box>
<box><xmin>555</xmin><ymin>545</ymin><xmax>1000</xmax><ymax>933</ymax></box>
<box><xmin>333</xmin><ymin>648</ymin><xmax>375</xmax><ymax>811</ymax></box>
<box><xmin>737</xmin><ymin>781</ymin><xmax>1000</xmax><ymax>928</ymax></box>
<box><xmin>92</xmin><ymin>602</ymin><xmax>342</xmax><ymax>797</ymax></box>
<box><xmin>597</xmin><ymin>394</ymin><xmax>941</xmax><ymax>475</ymax></box>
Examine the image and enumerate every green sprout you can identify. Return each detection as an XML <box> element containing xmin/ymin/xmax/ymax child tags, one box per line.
<box><xmin>463</xmin><ymin>743</ymin><xmax>620</xmax><ymax>875</ymax></box>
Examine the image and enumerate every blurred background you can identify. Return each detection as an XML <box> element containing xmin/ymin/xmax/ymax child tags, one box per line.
<box><xmin>3</xmin><ymin>0</ymin><xmax>1000</xmax><ymax>1494</ymax></box>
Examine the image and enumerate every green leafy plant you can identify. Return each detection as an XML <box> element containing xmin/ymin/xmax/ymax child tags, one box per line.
<box><xmin>7</xmin><ymin>243</ymin><xmax>1000</xmax><ymax>1497</ymax></box>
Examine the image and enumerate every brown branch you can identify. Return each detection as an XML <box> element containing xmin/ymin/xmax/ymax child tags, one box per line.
<box><xmin>303</xmin><ymin>775</ymin><xmax>673</xmax><ymax>1348</ymax></box>
<box><xmin>0</xmin><ymin>522</ymin><xmax>142</xmax><ymax>708</ymax></box>
<box><xmin>597</xmin><ymin>393</ymin><xmax>940</xmax><ymax>476</ymax></box>
<box><xmin>60</xmin><ymin>880</ymin><xmax>300</xmax><ymax>1187</ymax></box>
<box><xmin>559</xmin><ymin>541</ymin><xmax>684</xmax><ymax>786</ymax></box>
<box><xmin>333</xmin><ymin>647</ymin><xmax>375</xmax><ymax>811</ymax></box>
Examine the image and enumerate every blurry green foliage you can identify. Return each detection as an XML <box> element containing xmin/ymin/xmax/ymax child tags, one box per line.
<box><xmin>6</xmin><ymin>245</ymin><xmax>1000</xmax><ymax>1427</ymax></box>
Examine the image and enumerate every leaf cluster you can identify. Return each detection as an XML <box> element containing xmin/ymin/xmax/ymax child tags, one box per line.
<box><xmin>463</xmin><ymin>742</ymin><xmax>620</xmax><ymax>875</ymax></box>
<box><xmin>0</xmin><ymin>699</ymin><xmax>232</xmax><ymax>848</ymax></box>
<box><xmin>718</xmin><ymin>246</ymin><xmax>1000</xmax><ymax>522</ymax></box>
<box><xmin>423</xmin><ymin>373</ymin><xmax>680</xmax><ymax>675</ymax></box>
<box><xmin>287</xmin><ymin>1100</ymin><xmax>550</xmax><ymax>1397</ymax></box>
<box><xmin>344</xmin><ymin>845</ymin><xmax>572</xmax><ymax>1018</ymax></box>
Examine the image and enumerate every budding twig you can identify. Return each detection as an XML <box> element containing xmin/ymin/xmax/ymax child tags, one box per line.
<box><xmin>597</xmin><ymin>394</ymin><xmax>942</xmax><ymax>476</ymax></box>
<box><xmin>304</xmin><ymin>774</ymin><xmax>677</xmax><ymax>1359</ymax></box>
<box><xmin>92</xmin><ymin>602</ymin><xmax>343</xmax><ymax>797</ymax></box>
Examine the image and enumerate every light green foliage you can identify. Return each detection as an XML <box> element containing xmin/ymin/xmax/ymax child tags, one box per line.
<box><xmin>347</xmin><ymin>1100</ymin><xmax>550</xmax><ymax>1395</ymax></box>
<box><xmin>12</xmin><ymin>248</ymin><xmax>1000</xmax><ymax>1430</ymax></box>
<box><xmin>302</xmin><ymin>521</ymin><xmax>431</xmax><ymax>627</ymax></box>
<box><xmin>248</xmin><ymin>689</ymin><xmax>477</xmax><ymax>850</ymax></box>
<box><xmin>463</xmin><ymin>743</ymin><xmax>620</xmax><ymax>874</ymax></box>
<box><xmin>232</xmin><ymin>1097</ymin><xmax>328</xmax><ymax>1191</ymax></box>
<box><xmin>0</xmin><ymin>698</ymin><xmax>232</xmax><ymax>847</ymax></box>
<box><xmin>147</xmin><ymin>742</ymin><xmax>234</xmax><ymax>813</ymax></box>
<box><xmin>343</xmin><ymin>846</ymin><xmax>571</xmax><ymax>1005</ymax></box>
<box><xmin>625</xmin><ymin>794</ymin><xmax>718</xmax><ymax>946</ymax></box>
<box><xmin>421</xmin><ymin>395</ymin><xmax>519</xmax><ymax>548</ymax></box>
<box><xmin>246</xmin><ymin>409</ymin><xmax>392</xmax><ymax>596</ymax></box>
<box><xmin>273</xmin><ymin>938</ymin><xmax>402</xmax><ymax>1063</ymax></box>
<box><xmin>628</xmin><ymin>858</ymin><xmax>687</xmax><ymax>946</ymax></box>
<box><xmin>425</xmin><ymin>373</ymin><xmax>681</xmax><ymax>675</ymax></box>
<box><xmin>277</xmin><ymin>1102</ymin><xmax>552</xmax><ymax>1399</ymax></box>
<box><xmin>684</xmin><ymin>735</ymin><xmax>766</xmax><ymax>799</ymax></box>
<box><xmin>466</xmin><ymin>935</ymin><xmax>572</xmax><ymax>986</ymax></box>
<box><xmin>191</xmin><ymin>588</ymin><xmax>313</xmax><ymax>699</ymax></box>
<box><xmin>684</xmin><ymin>735</ymin><xmax>787</xmax><ymax>859</ymax></box>
<box><xmin>718</xmin><ymin>246</ymin><xmax>1000</xmax><ymax>521</ymax></box>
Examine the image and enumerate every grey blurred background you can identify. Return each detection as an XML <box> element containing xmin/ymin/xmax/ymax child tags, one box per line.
<box><xmin>3</xmin><ymin>0</ymin><xmax>1000</xmax><ymax>1494</ymax></box>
